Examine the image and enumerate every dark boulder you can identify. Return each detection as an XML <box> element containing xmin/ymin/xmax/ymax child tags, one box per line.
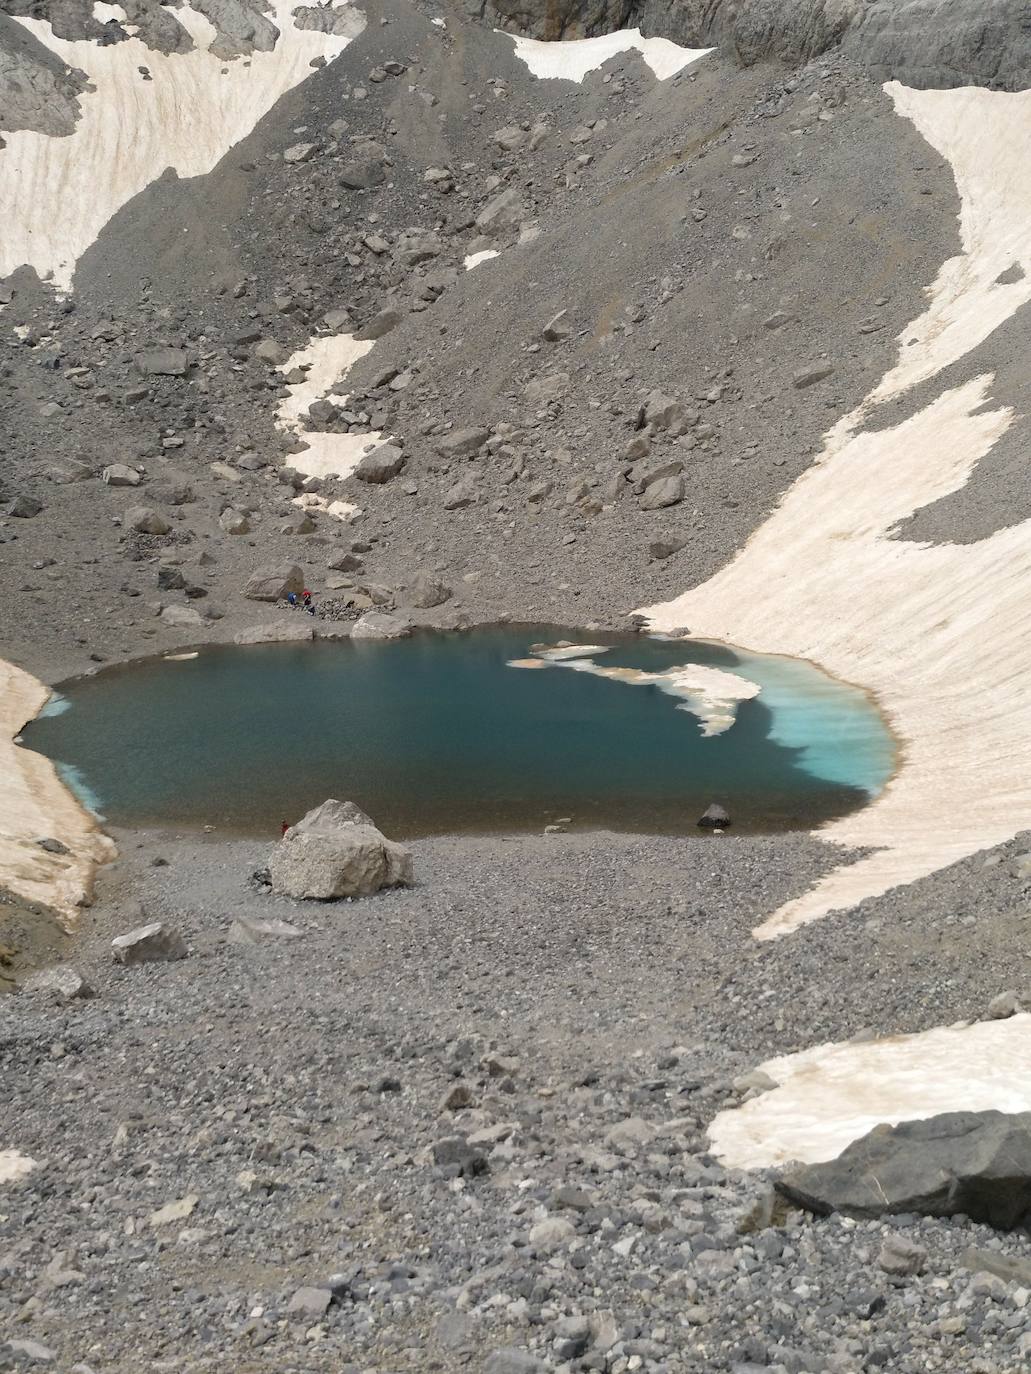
<box><xmin>777</xmin><ymin>1111</ymin><xmax>1031</xmax><ymax>1230</ymax></box>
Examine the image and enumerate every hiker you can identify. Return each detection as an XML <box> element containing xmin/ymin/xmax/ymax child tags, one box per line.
<box><xmin>280</xmin><ymin>819</ymin><xmax>289</xmax><ymax>837</ymax></box>
<box><xmin>287</xmin><ymin>591</ymin><xmax>297</xmax><ymax>607</ymax></box>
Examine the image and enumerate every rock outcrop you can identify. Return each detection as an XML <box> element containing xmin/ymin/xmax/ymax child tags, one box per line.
<box><xmin>269</xmin><ymin>799</ymin><xmax>413</xmax><ymax>900</ymax></box>
<box><xmin>484</xmin><ymin>0</ymin><xmax>1031</xmax><ymax>92</ymax></box>
<box><xmin>777</xmin><ymin>1111</ymin><xmax>1031</xmax><ymax>1230</ymax></box>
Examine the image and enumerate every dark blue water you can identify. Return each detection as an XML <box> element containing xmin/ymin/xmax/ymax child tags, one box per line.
<box><xmin>21</xmin><ymin>627</ymin><xmax>894</xmax><ymax>837</ymax></box>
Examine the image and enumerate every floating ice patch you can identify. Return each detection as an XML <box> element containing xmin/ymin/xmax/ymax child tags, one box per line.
<box><xmin>504</xmin><ymin>29</ymin><xmax>711</xmax><ymax>83</ymax></box>
<box><xmin>532</xmin><ymin>643</ymin><xmax>612</xmax><ymax>661</ymax></box>
<box><xmin>709</xmin><ymin>1015</ymin><xmax>1031</xmax><ymax>1170</ymax></box>
<box><xmin>0</xmin><ymin>1150</ymin><xmax>38</xmax><ymax>1185</ymax></box>
<box><xmin>38</xmin><ymin>693</ymin><xmax>71</xmax><ymax>718</ymax></box>
<box><xmin>0</xmin><ymin>0</ymin><xmax>365</xmax><ymax>288</ymax></box>
<box><xmin>512</xmin><ymin>652</ymin><xmax>759</xmax><ymax>736</ymax></box>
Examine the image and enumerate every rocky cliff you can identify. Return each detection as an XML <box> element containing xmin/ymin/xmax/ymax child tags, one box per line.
<box><xmin>480</xmin><ymin>0</ymin><xmax>1031</xmax><ymax>91</ymax></box>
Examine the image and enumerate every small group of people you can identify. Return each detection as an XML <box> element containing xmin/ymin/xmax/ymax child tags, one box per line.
<box><xmin>286</xmin><ymin>588</ymin><xmax>315</xmax><ymax>615</ymax></box>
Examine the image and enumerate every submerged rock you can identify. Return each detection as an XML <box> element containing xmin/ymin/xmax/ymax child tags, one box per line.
<box><xmin>269</xmin><ymin>798</ymin><xmax>413</xmax><ymax>900</ymax></box>
<box><xmin>698</xmin><ymin>803</ymin><xmax>731</xmax><ymax>829</ymax></box>
<box><xmin>777</xmin><ymin>1111</ymin><xmax>1031</xmax><ymax>1230</ymax></box>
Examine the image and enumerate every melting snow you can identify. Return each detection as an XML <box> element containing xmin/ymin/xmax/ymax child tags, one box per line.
<box><xmin>709</xmin><ymin>1015</ymin><xmax>1031</xmax><ymax>1170</ymax></box>
<box><xmin>504</xmin><ymin>29</ymin><xmax>710</xmax><ymax>84</ymax></box>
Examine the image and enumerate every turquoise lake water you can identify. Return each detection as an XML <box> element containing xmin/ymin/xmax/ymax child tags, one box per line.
<box><xmin>21</xmin><ymin>627</ymin><xmax>895</xmax><ymax>838</ymax></box>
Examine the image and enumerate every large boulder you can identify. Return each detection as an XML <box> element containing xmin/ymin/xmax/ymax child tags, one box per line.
<box><xmin>777</xmin><ymin>1111</ymin><xmax>1031</xmax><ymax>1230</ymax></box>
<box><xmin>269</xmin><ymin>799</ymin><xmax>413</xmax><ymax>900</ymax></box>
<box><xmin>244</xmin><ymin>563</ymin><xmax>304</xmax><ymax>602</ymax></box>
<box><xmin>351</xmin><ymin>611</ymin><xmax>412</xmax><ymax>640</ymax></box>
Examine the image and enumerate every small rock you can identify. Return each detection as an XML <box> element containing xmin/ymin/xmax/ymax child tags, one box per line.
<box><xmin>793</xmin><ymin>363</ymin><xmax>835</xmax><ymax>389</ymax></box>
<box><xmin>878</xmin><ymin>1234</ymin><xmax>927</xmax><ymax>1276</ymax></box>
<box><xmin>244</xmin><ymin>563</ymin><xmax>304</xmax><ymax>602</ymax></box>
<box><xmin>22</xmin><ymin>965</ymin><xmax>94</xmax><ymax>1001</ymax></box>
<box><xmin>125</xmin><ymin>505</ymin><xmax>170</xmax><ymax>535</ymax></box>
<box><xmin>287</xmin><ymin>1285</ymin><xmax>332</xmax><ymax>1316</ymax></box>
<box><xmin>102</xmin><ymin>464</ymin><xmax>141</xmax><ymax>487</ymax></box>
<box><xmin>407</xmin><ymin>572</ymin><xmax>452</xmax><ymax>608</ymax></box>
<box><xmin>149</xmin><ymin>1194</ymin><xmax>198</xmax><ymax>1227</ymax></box>
<box><xmin>111</xmin><ymin>921</ymin><xmax>187</xmax><ymax>965</ymax></box>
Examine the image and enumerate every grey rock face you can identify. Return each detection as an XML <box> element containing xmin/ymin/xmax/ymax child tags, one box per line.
<box><xmin>244</xmin><ymin>563</ymin><xmax>304</xmax><ymax>602</ymax></box>
<box><xmin>778</xmin><ymin>1111</ymin><xmax>1031</xmax><ymax>1229</ymax></box>
<box><xmin>483</xmin><ymin>0</ymin><xmax>1031</xmax><ymax>92</ymax></box>
<box><xmin>111</xmin><ymin>921</ymin><xmax>187</xmax><ymax>965</ymax></box>
<box><xmin>0</xmin><ymin>15</ymin><xmax>87</xmax><ymax>137</ymax></box>
<box><xmin>268</xmin><ymin>799</ymin><xmax>413</xmax><ymax>900</ymax></box>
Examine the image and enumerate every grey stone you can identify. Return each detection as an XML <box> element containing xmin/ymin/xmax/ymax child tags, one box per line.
<box><xmin>111</xmin><ymin>921</ymin><xmax>187</xmax><ymax>965</ymax></box>
<box><xmin>254</xmin><ymin>338</ymin><xmax>288</xmax><ymax>366</ymax></box>
<box><xmin>5</xmin><ymin>1340</ymin><xmax>56</xmax><ymax>1364</ymax></box>
<box><xmin>475</xmin><ymin>187</ymin><xmax>523</xmax><ymax>235</ymax></box>
<box><xmin>160</xmin><ymin>604</ymin><xmax>205</xmax><ymax>627</ymax></box>
<box><xmin>443</xmin><ymin>478</ymin><xmax>478</xmax><ymax>510</ymax></box>
<box><xmin>125</xmin><ymin>505</ymin><xmax>171</xmax><ymax>535</ymax></box>
<box><xmin>228</xmin><ymin>915</ymin><xmax>304</xmax><ymax>944</ymax></box>
<box><xmin>484</xmin><ymin>1348</ymin><xmax>547</xmax><ymax>1374</ymax></box>
<box><xmin>219</xmin><ymin>508</ymin><xmax>251</xmax><ymax>534</ymax></box>
<box><xmin>988</xmin><ymin>990</ymin><xmax>1023</xmax><ymax>1018</ymax></box>
<box><xmin>269</xmin><ymin>799</ymin><xmax>412</xmax><ymax>900</ymax></box>
<box><xmin>102</xmin><ymin>464</ymin><xmax>142</xmax><ymax>487</ymax></box>
<box><xmin>542</xmin><ymin>310</ymin><xmax>571</xmax><ymax>342</ymax></box>
<box><xmin>699</xmin><ymin>803</ymin><xmax>731</xmax><ymax>828</ymax></box>
<box><xmin>406</xmin><ymin>572</ymin><xmax>452</xmax><ymax>609</ymax></box>
<box><xmin>244</xmin><ymin>563</ymin><xmax>304</xmax><ymax>602</ymax></box>
<box><xmin>641</xmin><ymin>390</ymin><xmax>696</xmax><ymax>435</ymax></box>
<box><xmin>339</xmin><ymin>158</ymin><xmax>385</xmax><ymax>189</ymax></box>
<box><xmin>7</xmin><ymin>494</ymin><xmax>42</xmax><ymax>518</ymax></box>
<box><xmin>134</xmin><ymin>347</ymin><xmax>190</xmax><ymax>377</ymax></box>
<box><xmin>436</xmin><ymin>427</ymin><xmax>490</xmax><ymax>459</ymax></box>
<box><xmin>234</xmin><ymin>621</ymin><xmax>314</xmax><ymax>645</ymax></box>
<box><xmin>639</xmin><ymin>475</ymin><xmax>684</xmax><ymax>510</ymax></box>
<box><xmin>283</xmin><ymin>141</ymin><xmax>317</xmax><ymax>163</ymax></box>
<box><xmin>355</xmin><ymin>307</ymin><xmax>403</xmax><ymax>341</ymax></box>
<box><xmin>793</xmin><ymin>363</ymin><xmax>835</xmax><ymax>388</ymax></box>
<box><xmin>22</xmin><ymin>965</ymin><xmax>94</xmax><ymax>1000</ymax></box>
<box><xmin>356</xmin><ymin>444</ymin><xmax>405</xmax><ymax>483</ymax></box>
<box><xmin>778</xmin><ymin>1110</ymin><xmax>1031</xmax><ymax>1229</ymax></box>
<box><xmin>492</xmin><ymin>124</ymin><xmax>525</xmax><ymax>151</ymax></box>
<box><xmin>287</xmin><ymin>1285</ymin><xmax>332</xmax><ymax>1316</ymax></box>
<box><xmin>961</xmin><ymin>1245</ymin><xmax>1031</xmax><ymax>1287</ymax></box>
<box><xmin>351</xmin><ymin>611</ymin><xmax>412</xmax><ymax>639</ymax></box>
<box><xmin>878</xmin><ymin>1233</ymin><xmax>927</xmax><ymax>1276</ymax></box>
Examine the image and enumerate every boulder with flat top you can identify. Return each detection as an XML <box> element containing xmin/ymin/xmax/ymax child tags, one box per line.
<box><xmin>269</xmin><ymin>798</ymin><xmax>413</xmax><ymax>900</ymax></box>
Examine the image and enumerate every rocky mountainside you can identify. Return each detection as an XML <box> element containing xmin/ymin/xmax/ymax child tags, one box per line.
<box><xmin>6</xmin><ymin>1</ymin><xmax>1031</xmax><ymax>1371</ymax></box>
<box><xmin>480</xmin><ymin>0</ymin><xmax>1031</xmax><ymax>92</ymax></box>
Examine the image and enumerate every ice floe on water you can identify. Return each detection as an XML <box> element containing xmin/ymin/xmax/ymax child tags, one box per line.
<box><xmin>510</xmin><ymin>644</ymin><xmax>760</xmax><ymax>737</ymax></box>
<box><xmin>0</xmin><ymin>1151</ymin><xmax>38</xmax><ymax>1185</ymax></box>
<box><xmin>504</xmin><ymin>29</ymin><xmax>711</xmax><ymax>84</ymax></box>
<box><xmin>709</xmin><ymin>1015</ymin><xmax>1031</xmax><ymax>1170</ymax></box>
<box><xmin>0</xmin><ymin>0</ymin><xmax>365</xmax><ymax>287</ymax></box>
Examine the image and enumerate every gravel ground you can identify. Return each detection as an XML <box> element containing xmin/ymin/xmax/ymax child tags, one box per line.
<box><xmin>4</xmin><ymin>828</ymin><xmax>1031</xmax><ymax>1372</ymax></box>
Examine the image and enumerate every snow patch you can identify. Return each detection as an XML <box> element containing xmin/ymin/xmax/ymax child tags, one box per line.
<box><xmin>709</xmin><ymin>1016</ymin><xmax>1031</xmax><ymax>1170</ymax></box>
<box><xmin>0</xmin><ymin>1150</ymin><xmax>38</xmax><ymax>1185</ymax></box>
<box><xmin>642</xmin><ymin>84</ymin><xmax>1031</xmax><ymax>936</ymax></box>
<box><xmin>464</xmin><ymin>249</ymin><xmax>500</xmax><ymax>271</ymax></box>
<box><xmin>275</xmin><ymin>332</ymin><xmax>391</xmax><ymax>496</ymax></box>
<box><xmin>504</xmin><ymin>29</ymin><xmax>710</xmax><ymax>83</ymax></box>
<box><xmin>0</xmin><ymin>0</ymin><xmax>365</xmax><ymax>287</ymax></box>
